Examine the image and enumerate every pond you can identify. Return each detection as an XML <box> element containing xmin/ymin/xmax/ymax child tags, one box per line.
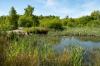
<box><xmin>53</xmin><ymin>36</ymin><xmax>100</xmax><ymax>52</ymax></box>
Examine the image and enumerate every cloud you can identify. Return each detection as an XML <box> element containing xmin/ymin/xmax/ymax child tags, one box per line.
<box><xmin>82</xmin><ymin>1</ymin><xmax>100</xmax><ymax>10</ymax></box>
<box><xmin>23</xmin><ymin>0</ymin><xmax>100</xmax><ymax>18</ymax></box>
<box><xmin>75</xmin><ymin>0</ymin><xmax>100</xmax><ymax>17</ymax></box>
<box><xmin>46</xmin><ymin>0</ymin><xmax>57</xmax><ymax>6</ymax></box>
<box><xmin>1</xmin><ymin>0</ymin><xmax>100</xmax><ymax>18</ymax></box>
<box><xmin>0</xmin><ymin>9</ymin><xmax>8</xmax><ymax>16</ymax></box>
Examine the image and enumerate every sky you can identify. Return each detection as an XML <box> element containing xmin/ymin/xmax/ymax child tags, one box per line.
<box><xmin>0</xmin><ymin>0</ymin><xmax>100</xmax><ymax>18</ymax></box>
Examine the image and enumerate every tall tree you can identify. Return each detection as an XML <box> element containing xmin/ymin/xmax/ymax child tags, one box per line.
<box><xmin>24</xmin><ymin>5</ymin><xmax>34</xmax><ymax>16</ymax></box>
<box><xmin>9</xmin><ymin>7</ymin><xmax>18</xmax><ymax>29</ymax></box>
<box><xmin>18</xmin><ymin>5</ymin><xmax>39</xmax><ymax>27</ymax></box>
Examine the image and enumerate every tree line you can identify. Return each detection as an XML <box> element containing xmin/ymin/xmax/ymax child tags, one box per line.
<box><xmin>0</xmin><ymin>5</ymin><xmax>100</xmax><ymax>30</ymax></box>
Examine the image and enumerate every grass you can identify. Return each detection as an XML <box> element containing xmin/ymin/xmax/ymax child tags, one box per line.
<box><xmin>23</xmin><ymin>27</ymin><xmax>48</xmax><ymax>34</ymax></box>
<box><xmin>48</xmin><ymin>27</ymin><xmax>100</xmax><ymax>37</ymax></box>
<box><xmin>0</xmin><ymin>27</ymin><xmax>100</xmax><ymax>66</ymax></box>
<box><xmin>62</xmin><ymin>27</ymin><xmax>100</xmax><ymax>36</ymax></box>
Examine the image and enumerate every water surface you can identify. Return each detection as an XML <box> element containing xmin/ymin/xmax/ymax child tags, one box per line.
<box><xmin>53</xmin><ymin>36</ymin><xmax>100</xmax><ymax>52</ymax></box>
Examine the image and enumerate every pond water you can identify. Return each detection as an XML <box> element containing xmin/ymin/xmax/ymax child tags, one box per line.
<box><xmin>53</xmin><ymin>36</ymin><xmax>100</xmax><ymax>52</ymax></box>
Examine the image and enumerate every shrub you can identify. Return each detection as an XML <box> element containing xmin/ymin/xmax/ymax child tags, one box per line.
<box><xmin>40</xmin><ymin>18</ymin><xmax>63</xmax><ymax>30</ymax></box>
<box><xmin>48</xmin><ymin>21</ymin><xmax>63</xmax><ymax>30</ymax></box>
<box><xmin>24</xmin><ymin>27</ymin><xmax>48</xmax><ymax>34</ymax></box>
<box><xmin>18</xmin><ymin>16</ymin><xmax>33</xmax><ymax>27</ymax></box>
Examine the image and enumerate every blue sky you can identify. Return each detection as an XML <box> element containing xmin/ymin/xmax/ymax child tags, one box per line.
<box><xmin>0</xmin><ymin>0</ymin><xmax>100</xmax><ymax>18</ymax></box>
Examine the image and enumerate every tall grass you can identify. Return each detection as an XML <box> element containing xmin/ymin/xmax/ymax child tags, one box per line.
<box><xmin>0</xmin><ymin>32</ymin><xmax>100</xmax><ymax>66</ymax></box>
<box><xmin>0</xmin><ymin>32</ymin><xmax>9</xmax><ymax>66</ymax></box>
<box><xmin>53</xmin><ymin>27</ymin><xmax>100</xmax><ymax>37</ymax></box>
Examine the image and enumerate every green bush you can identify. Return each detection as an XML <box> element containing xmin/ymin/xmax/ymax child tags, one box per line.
<box><xmin>48</xmin><ymin>21</ymin><xmax>63</xmax><ymax>30</ymax></box>
<box><xmin>18</xmin><ymin>16</ymin><xmax>33</xmax><ymax>27</ymax></box>
<box><xmin>40</xmin><ymin>18</ymin><xmax>63</xmax><ymax>30</ymax></box>
<box><xmin>0</xmin><ymin>16</ymin><xmax>11</xmax><ymax>30</ymax></box>
<box><xmin>24</xmin><ymin>27</ymin><xmax>48</xmax><ymax>34</ymax></box>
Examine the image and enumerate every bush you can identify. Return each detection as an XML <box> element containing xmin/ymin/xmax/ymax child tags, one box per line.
<box><xmin>24</xmin><ymin>27</ymin><xmax>48</xmax><ymax>34</ymax></box>
<box><xmin>48</xmin><ymin>21</ymin><xmax>63</xmax><ymax>30</ymax></box>
<box><xmin>40</xmin><ymin>18</ymin><xmax>63</xmax><ymax>30</ymax></box>
<box><xmin>18</xmin><ymin>16</ymin><xmax>33</xmax><ymax>27</ymax></box>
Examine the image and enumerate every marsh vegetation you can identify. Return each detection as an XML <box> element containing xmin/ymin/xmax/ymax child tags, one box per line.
<box><xmin>0</xmin><ymin>5</ymin><xmax>100</xmax><ymax>66</ymax></box>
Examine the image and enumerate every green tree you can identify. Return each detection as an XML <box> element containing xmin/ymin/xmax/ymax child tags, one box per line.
<box><xmin>24</xmin><ymin>5</ymin><xmax>34</xmax><ymax>16</ymax></box>
<box><xmin>18</xmin><ymin>5</ymin><xmax>39</xmax><ymax>27</ymax></box>
<box><xmin>91</xmin><ymin>10</ymin><xmax>100</xmax><ymax>20</ymax></box>
<box><xmin>9</xmin><ymin>7</ymin><xmax>18</xmax><ymax>30</ymax></box>
<box><xmin>62</xmin><ymin>18</ymin><xmax>77</xmax><ymax>27</ymax></box>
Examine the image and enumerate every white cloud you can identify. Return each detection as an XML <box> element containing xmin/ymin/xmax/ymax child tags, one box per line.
<box><xmin>0</xmin><ymin>10</ymin><xmax>8</xmax><ymax>16</ymax></box>
<box><xmin>34</xmin><ymin>0</ymin><xmax>100</xmax><ymax>18</ymax></box>
<box><xmin>76</xmin><ymin>0</ymin><xmax>100</xmax><ymax>17</ymax></box>
<box><xmin>82</xmin><ymin>1</ymin><xmax>98</xmax><ymax>10</ymax></box>
<box><xmin>46</xmin><ymin>0</ymin><xmax>57</xmax><ymax>6</ymax></box>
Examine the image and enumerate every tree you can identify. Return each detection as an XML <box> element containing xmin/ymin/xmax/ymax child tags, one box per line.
<box><xmin>24</xmin><ymin>5</ymin><xmax>34</xmax><ymax>16</ymax></box>
<box><xmin>91</xmin><ymin>10</ymin><xmax>100</xmax><ymax>20</ymax></box>
<box><xmin>18</xmin><ymin>5</ymin><xmax>39</xmax><ymax>27</ymax></box>
<box><xmin>9</xmin><ymin>7</ymin><xmax>18</xmax><ymax>29</ymax></box>
<box><xmin>62</xmin><ymin>18</ymin><xmax>77</xmax><ymax>27</ymax></box>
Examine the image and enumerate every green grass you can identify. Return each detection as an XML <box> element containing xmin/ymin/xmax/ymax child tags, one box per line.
<box><xmin>48</xmin><ymin>27</ymin><xmax>100</xmax><ymax>37</ymax></box>
<box><xmin>0</xmin><ymin>29</ymin><xmax>100</xmax><ymax>66</ymax></box>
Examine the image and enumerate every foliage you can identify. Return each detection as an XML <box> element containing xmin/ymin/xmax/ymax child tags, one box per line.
<box><xmin>8</xmin><ymin>7</ymin><xmax>19</xmax><ymax>30</ymax></box>
<box><xmin>18</xmin><ymin>5</ymin><xmax>39</xmax><ymax>27</ymax></box>
<box><xmin>62</xmin><ymin>18</ymin><xmax>78</xmax><ymax>27</ymax></box>
<box><xmin>23</xmin><ymin>27</ymin><xmax>48</xmax><ymax>34</ymax></box>
<box><xmin>24</xmin><ymin>5</ymin><xmax>34</xmax><ymax>16</ymax></box>
<box><xmin>40</xmin><ymin>18</ymin><xmax>63</xmax><ymax>30</ymax></box>
<box><xmin>0</xmin><ymin>16</ymin><xmax>11</xmax><ymax>30</ymax></box>
<box><xmin>69</xmin><ymin>45</ymin><xmax>84</xmax><ymax>66</ymax></box>
<box><xmin>0</xmin><ymin>5</ymin><xmax>100</xmax><ymax>66</ymax></box>
<box><xmin>91</xmin><ymin>10</ymin><xmax>100</xmax><ymax>20</ymax></box>
<box><xmin>90</xmin><ymin>48</ymin><xmax>100</xmax><ymax>66</ymax></box>
<box><xmin>62</xmin><ymin>11</ymin><xmax>100</xmax><ymax>27</ymax></box>
<box><xmin>60</xmin><ymin>27</ymin><xmax>100</xmax><ymax>36</ymax></box>
<box><xmin>0</xmin><ymin>6</ymin><xmax>100</xmax><ymax>30</ymax></box>
<box><xmin>18</xmin><ymin>16</ymin><xmax>34</xmax><ymax>27</ymax></box>
<box><xmin>0</xmin><ymin>33</ymin><xmax>100</xmax><ymax>66</ymax></box>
